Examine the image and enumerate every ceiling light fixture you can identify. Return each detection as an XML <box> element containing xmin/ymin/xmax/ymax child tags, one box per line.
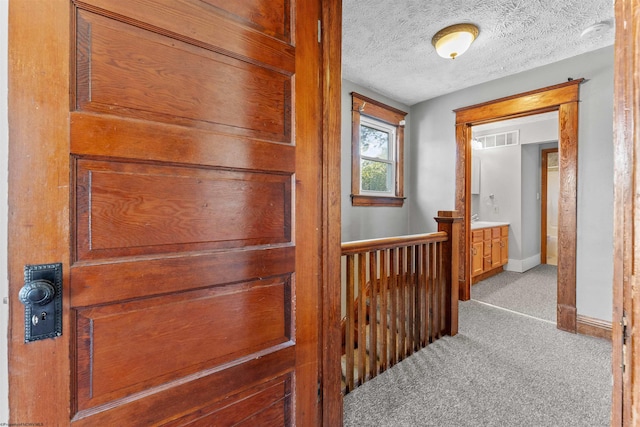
<box><xmin>431</xmin><ymin>23</ymin><xmax>479</xmax><ymax>59</ymax></box>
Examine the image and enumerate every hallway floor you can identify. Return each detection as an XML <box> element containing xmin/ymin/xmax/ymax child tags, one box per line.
<box><xmin>343</xmin><ymin>267</ymin><xmax>611</xmax><ymax>426</ymax></box>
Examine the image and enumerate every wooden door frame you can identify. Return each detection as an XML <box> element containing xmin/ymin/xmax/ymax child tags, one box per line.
<box><xmin>321</xmin><ymin>0</ymin><xmax>343</xmax><ymax>425</ymax></box>
<box><xmin>611</xmin><ymin>0</ymin><xmax>637</xmax><ymax>424</ymax></box>
<box><xmin>540</xmin><ymin>148</ymin><xmax>558</xmax><ymax>265</ymax></box>
<box><xmin>454</xmin><ymin>79</ymin><xmax>583</xmax><ymax>333</ymax></box>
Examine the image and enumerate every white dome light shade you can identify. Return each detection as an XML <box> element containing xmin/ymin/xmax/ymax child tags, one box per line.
<box><xmin>432</xmin><ymin>24</ymin><xmax>479</xmax><ymax>59</ymax></box>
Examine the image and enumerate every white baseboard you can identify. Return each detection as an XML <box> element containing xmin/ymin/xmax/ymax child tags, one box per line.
<box><xmin>522</xmin><ymin>254</ymin><xmax>541</xmax><ymax>272</ymax></box>
<box><xmin>505</xmin><ymin>254</ymin><xmax>541</xmax><ymax>273</ymax></box>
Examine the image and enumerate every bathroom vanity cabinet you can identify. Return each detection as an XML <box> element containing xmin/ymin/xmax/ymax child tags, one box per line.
<box><xmin>470</xmin><ymin>223</ymin><xmax>509</xmax><ymax>284</ymax></box>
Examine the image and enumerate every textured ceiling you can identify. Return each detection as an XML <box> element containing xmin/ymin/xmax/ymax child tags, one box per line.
<box><xmin>342</xmin><ymin>0</ymin><xmax>614</xmax><ymax>106</ymax></box>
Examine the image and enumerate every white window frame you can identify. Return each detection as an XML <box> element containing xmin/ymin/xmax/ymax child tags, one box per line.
<box><xmin>359</xmin><ymin>116</ymin><xmax>397</xmax><ymax>197</ymax></box>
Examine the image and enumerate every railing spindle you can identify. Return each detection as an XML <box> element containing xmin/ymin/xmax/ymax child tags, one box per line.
<box><xmin>389</xmin><ymin>247</ymin><xmax>398</xmax><ymax>367</ymax></box>
<box><xmin>438</xmin><ymin>243</ymin><xmax>447</xmax><ymax>339</ymax></box>
<box><xmin>379</xmin><ymin>249</ymin><xmax>388</xmax><ymax>371</ymax></box>
<box><xmin>420</xmin><ymin>243</ymin><xmax>428</xmax><ymax>347</ymax></box>
<box><xmin>357</xmin><ymin>253</ymin><xmax>367</xmax><ymax>384</ymax></box>
<box><xmin>398</xmin><ymin>247</ymin><xmax>407</xmax><ymax>362</ymax></box>
<box><xmin>429</xmin><ymin>242</ymin><xmax>436</xmax><ymax>343</ymax></box>
<box><xmin>368</xmin><ymin>251</ymin><xmax>378</xmax><ymax>379</ymax></box>
<box><xmin>436</xmin><ymin>242</ymin><xmax>443</xmax><ymax>339</ymax></box>
<box><xmin>345</xmin><ymin>254</ymin><xmax>355</xmax><ymax>392</ymax></box>
<box><xmin>407</xmin><ymin>245</ymin><xmax>414</xmax><ymax>356</ymax></box>
<box><xmin>414</xmin><ymin>244</ymin><xmax>421</xmax><ymax>351</ymax></box>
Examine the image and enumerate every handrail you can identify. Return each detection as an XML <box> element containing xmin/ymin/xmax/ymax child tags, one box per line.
<box><xmin>340</xmin><ymin>211</ymin><xmax>461</xmax><ymax>396</ymax></box>
<box><xmin>341</xmin><ymin>232</ymin><xmax>448</xmax><ymax>254</ymax></box>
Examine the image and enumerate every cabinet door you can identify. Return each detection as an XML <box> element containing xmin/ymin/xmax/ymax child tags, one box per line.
<box><xmin>500</xmin><ymin>226</ymin><xmax>509</xmax><ymax>265</ymax></box>
<box><xmin>472</xmin><ymin>241</ymin><xmax>484</xmax><ymax>276</ymax></box>
<box><xmin>491</xmin><ymin>237</ymin><xmax>502</xmax><ymax>268</ymax></box>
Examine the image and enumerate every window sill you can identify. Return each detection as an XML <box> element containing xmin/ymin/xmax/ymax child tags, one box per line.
<box><xmin>351</xmin><ymin>194</ymin><xmax>405</xmax><ymax>207</ymax></box>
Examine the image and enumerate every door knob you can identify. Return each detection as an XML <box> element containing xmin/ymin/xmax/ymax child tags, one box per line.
<box><xmin>19</xmin><ymin>279</ymin><xmax>55</xmax><ymax>306</ymax></box>
<box><xmin>20</xmin><ymin>263</ymin><xmax>63</xmax><ymax>342</ymax></box>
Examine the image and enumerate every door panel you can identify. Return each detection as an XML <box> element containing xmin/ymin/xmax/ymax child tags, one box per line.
<box><xmin>74</xmin><ymin>159</ymin><xmax>291</xmax><ymax>260</ymax></box>
<box><xmin>75</xmin><ymin>9</ymin><xmax>292</xmax><ymax>141</ymax></box>
<box><xmin>74</xmin><ymin>276</ymin><xmax>290</xmax><ymax>410</ymax></box>
<box><xmin>9</xmin><ymin>0</ymin><xmax>321</xmax><ymax>425</ymax></box>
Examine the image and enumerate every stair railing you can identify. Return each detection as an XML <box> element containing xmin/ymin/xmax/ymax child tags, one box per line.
<box><xmin>340</xmin><ymin>211</ymin><xmax>461</xmax><ymax>394</ymax></box>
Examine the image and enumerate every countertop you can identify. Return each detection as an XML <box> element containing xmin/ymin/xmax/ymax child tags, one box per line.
<box><xmin>470</xmin><ymin>221</ymin><xmax>510</xmax><ymax>230</ymax></box>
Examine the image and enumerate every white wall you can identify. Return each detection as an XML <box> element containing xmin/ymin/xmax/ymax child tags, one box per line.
<box><xmin>409</xmin><ymin>46</ymin><xmax>614</xmax><ymax>321</ymax></box>
<box><xmin>1</xmin><ymin>0</ymin><xmax>10</xmax><ymax>420</ymax></box>
<box><xmin>341</xmin><ymin>79</ymin><xmax>412</xmax><ymax>242</ymax></box>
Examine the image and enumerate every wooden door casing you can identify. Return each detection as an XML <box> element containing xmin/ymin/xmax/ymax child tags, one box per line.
<box><xmin>455</xmin><ymin>80</ymin><xmax>582</xmax><ymax>333</ymax></box>
<box><xmin>612</xmin><ymin>0</ymin><xmax>639</xmax><ymax>424</ymax></box>
<box><xmin>9</xmin><ymin>0</ymin><xmax>323</xmax><ymax>425</ymax></box>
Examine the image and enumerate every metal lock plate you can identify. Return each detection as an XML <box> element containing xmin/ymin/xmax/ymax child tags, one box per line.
<box><xmin>22</xmin><ymin>263</ymin><xmax>63</xmax><ymax>342</ymax></box>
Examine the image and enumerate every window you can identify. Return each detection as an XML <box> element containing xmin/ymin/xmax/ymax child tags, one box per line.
<box><xmin>351</xmin><ymin>92</ymin><xmax>407</xmax><ymax>207</ymax></box>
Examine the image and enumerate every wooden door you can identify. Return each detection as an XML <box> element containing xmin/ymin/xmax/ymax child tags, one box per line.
<box><xmin>540</xmin><ymin>148</ymin><xmax>559</xmax><ymax>265</ymax></box>
<box><xmin>8</xmin><ymin>0</ymin><xmax>323</xmax><ymax>425</ymax></box>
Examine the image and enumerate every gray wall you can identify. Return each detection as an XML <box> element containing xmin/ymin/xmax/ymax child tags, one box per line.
<box><xmin>521</xmin><ymin>143</ymin><xmax>541</xmax><ymax>261</ymax></box>
<box><xmin>409</xmin><ymin>46</ymin><xmax>614</xmax><ymax>321</ymax></box>
<box><xmin>341</xmin><ymin>80</ymin><xmax>412</xmax><ymax>242</ymax></box>
<box><xmin>473</xmin><ymin>145</ymin><xmax>522</xmax><ymax>261</ymax></box>
<box><xmin>472</xmin><ymin>119</ymin><xmax>558</xmax><ymax>272</ymax></box>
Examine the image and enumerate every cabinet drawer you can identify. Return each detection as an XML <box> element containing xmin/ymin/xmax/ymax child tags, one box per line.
<box><xmin>492</xmin><ymin>227</ymin><xmax>501</xmax><ymax>238</ymax></box>
<box><xmin>483</xmin><ymin>229</ymin><xmax>491</xmax><ymax>240</ymax></box>
<box><xmin>472</xmin><ymin>230</ymin><xmax>484</xmax><ymax>243</ymax></box>
<box><xmin>501</xmin><ymin>226</ymin><xmax>509</xmax><ymax>237</ymax></box>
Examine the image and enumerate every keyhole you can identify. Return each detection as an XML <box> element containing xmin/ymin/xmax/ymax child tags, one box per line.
<box><xmin>41</xmin><ymin>311</ymin><xmax>47</xmax><ymax>321</ymax></box>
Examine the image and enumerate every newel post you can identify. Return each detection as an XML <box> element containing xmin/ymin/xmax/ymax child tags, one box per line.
<box><xmin>435</xmin><ymin>210</ymin><xmax>462</xmax><ymax>336</ymax></box>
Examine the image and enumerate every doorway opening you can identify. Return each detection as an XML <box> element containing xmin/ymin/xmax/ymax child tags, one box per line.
<box><xmin>454</xmin><ymin>79</ymin><xmax>583</xmax><ymax>333</ymax></box>
<box><xmin>468</xmin><ymin>113</ymin><xmax>559</xmax><ymax>323</ymax></box>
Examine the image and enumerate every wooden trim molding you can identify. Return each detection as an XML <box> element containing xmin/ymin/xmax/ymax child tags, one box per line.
<box><xmin>350</xmin><ymin>194</ymin><xmax>405</xmax><ymax>207</ymax></box>
<box><xmin>611</xmin><ymin>0</ymin><xmax>638</xmax><ymax>424</ymax></box>
<box><xmin>454</xmin><ymin>79</ymin><xmax>582</xmax><ymax>335</ymax></box>
<box><xmin>351</xmin><ymin>92</ymin><xmax>408</xmax><ymax>122</ymax></box>
<box><xmin>321</xmin><ymin>0</ymin><xmax>343</xmax><ymax>424</ymax></box>
<box><xmin>576</xmin><ymin>315</ymin><xmax>612</xmax><ymax>341</ymax></box>
<box><xmin>454</xmin><ymin>80</ymin><xmax>584</xmax><ymax>124</ymax></box>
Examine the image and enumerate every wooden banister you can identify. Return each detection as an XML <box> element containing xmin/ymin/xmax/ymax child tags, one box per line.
<box><xmin>435</xmin><ymin>211</ymin><xmax>462</xmax><ymax>336</ymax></box>
<box><xmin>340</xmin><ymin>211</ymin><xmax>462</xmax><ymax>395</ymax></box>
<box><xmin>341</xmin><ymin>232</ymin><xmax>448</xmax><ymax>255</ymax></box>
